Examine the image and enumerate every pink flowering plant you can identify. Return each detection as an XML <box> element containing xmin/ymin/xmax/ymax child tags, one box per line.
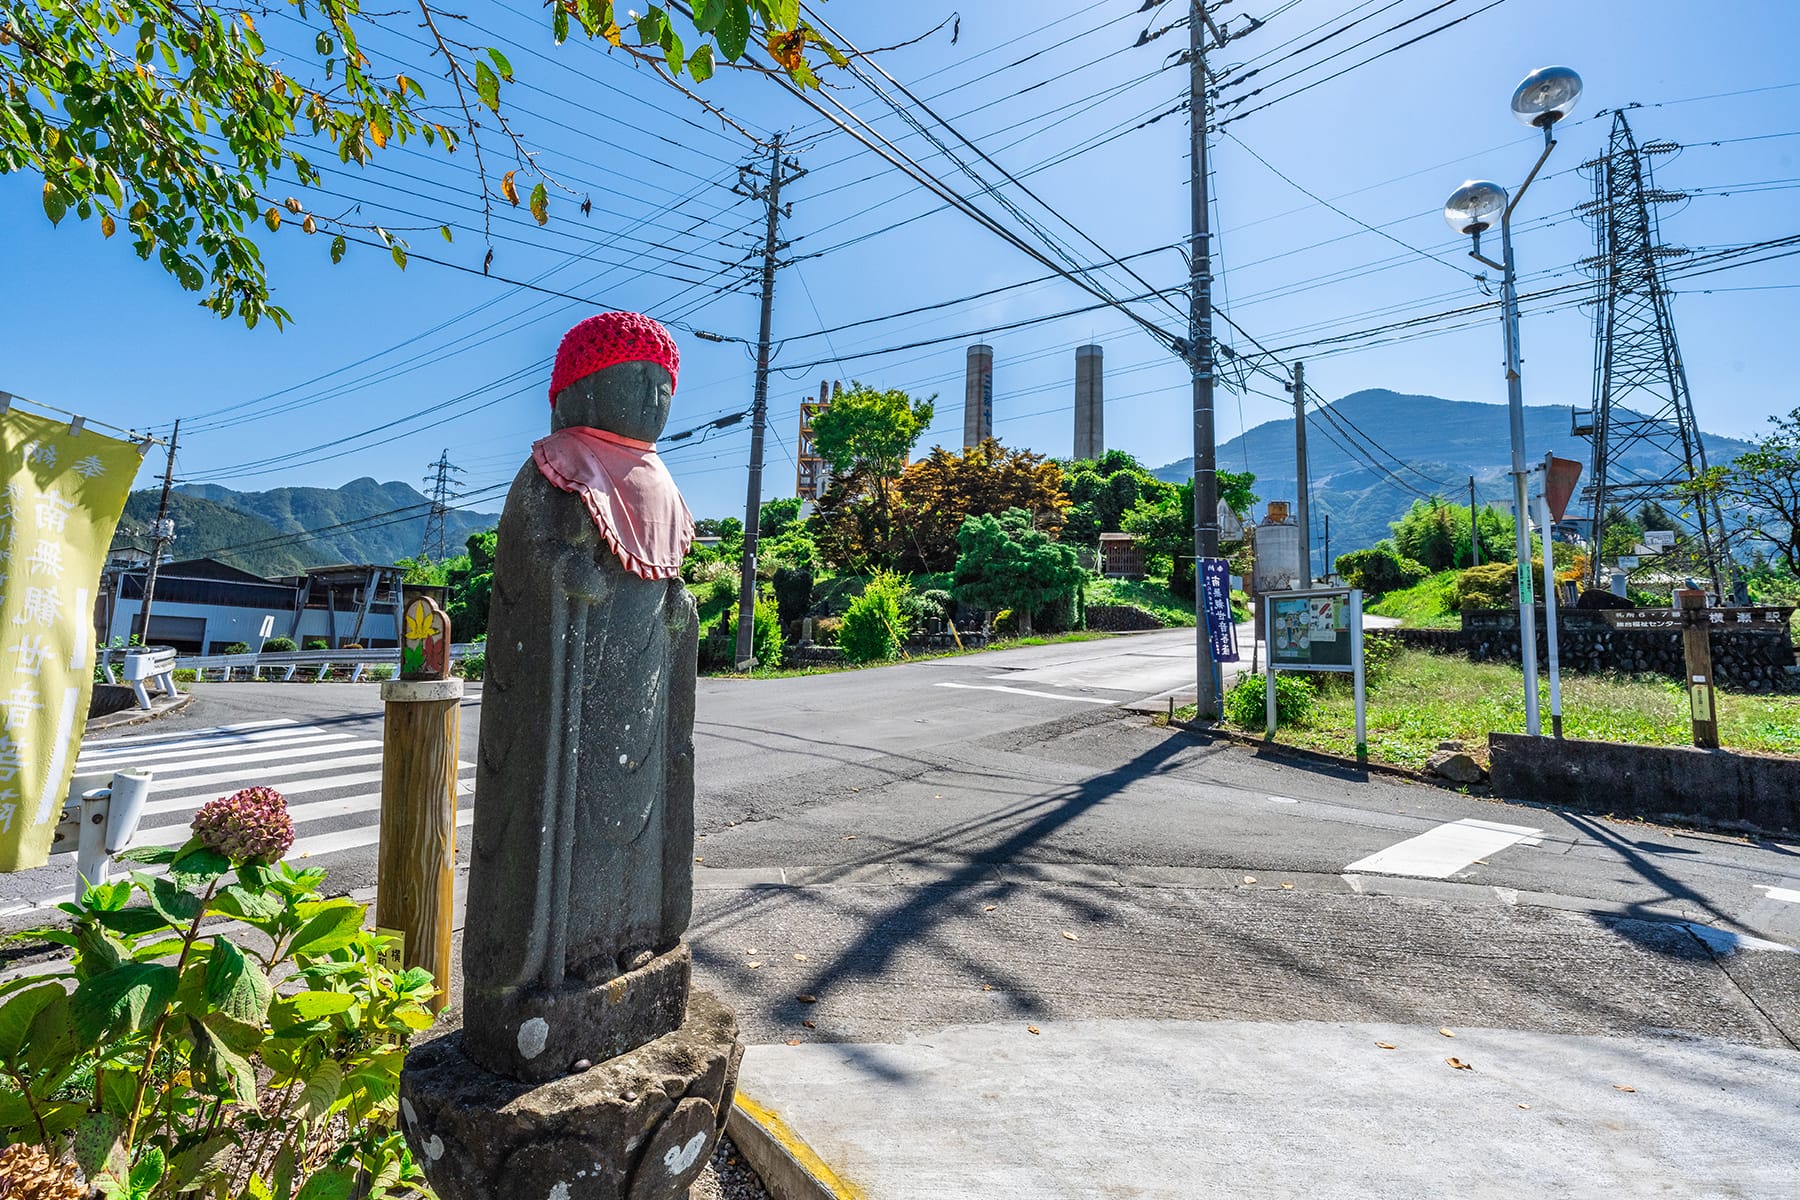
<box><xmin>0</xmin><ymin>787</ymin><xmax>436</xmax><ymax>1199</ymax></box>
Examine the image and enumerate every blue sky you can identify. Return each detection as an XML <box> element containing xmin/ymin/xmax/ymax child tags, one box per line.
<box><xmin>3</xmin><ymin>0</ymin><xmax>1796</xmax><ymax>530</ymax></box>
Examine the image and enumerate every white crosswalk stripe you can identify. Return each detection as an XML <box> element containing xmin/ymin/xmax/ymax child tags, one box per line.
<box><xmin>6</xmin><ymin>719</ymin><xmax>475</xmax><ymax>908</ymax></box>
<box><xmin>1345</xmin><ymin>818</ymin><xmax>1543</xmax><ymax>879</ymax></box>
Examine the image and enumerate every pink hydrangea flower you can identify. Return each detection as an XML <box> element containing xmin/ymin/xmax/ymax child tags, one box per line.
<box><xmin>191</xmin><ymin>785</ymin><xmax>295</xmax><ymax>864</ymax></box>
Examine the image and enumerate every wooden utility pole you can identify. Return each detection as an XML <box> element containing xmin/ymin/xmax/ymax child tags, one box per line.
<box><xmin>1468</xmin><ymin>476</ymin><xmax>1480</xmax><ymax>567</ymax></box>
<box><xmin>136</xmin><ymin>418</ymin><xmax>179</xmax><ymax>643</ymax></box>
<box><xmin>378</xmin><ymin>596</ymin><xmax>460</xmax><ymax>1003</ymax></box>
<box><xmin>1676</xmin><ymin>589</ymin><xmax>1719</xmax><ymax>749</ymax></box>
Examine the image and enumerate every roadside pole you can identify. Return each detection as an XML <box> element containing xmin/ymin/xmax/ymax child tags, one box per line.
<box><xmin>1536</xmin><ymin>475</ymin><xmax>1564</xmax><ymax>739</ymax></box>
<box><xmin>1291</xmin><ymin>361</ymin><xmax>1312</xmax><ymax>584</ymax></box>
<box><xmin>1469</xmin><ymin>476</ymin><xmax>1480</xmax><ymax>567</ymax></box>
<box><xmin>1677</xmin><ymin>589</ymin><xmax>1720</xmax><ymax>749</ymax></box>
<box><xmin>137</xmin><ymin>418</ymin><xmax>179</xmax><ymax>643</ymax></box>
<box><xmin>1188</xmin><ymin>0</ymin><xmax>1221</xmax><ymax>719</ymax></box>
<box><xmin>378</xmin><ymin>596</ymin><xmax>460</xmax><ymax>1005</ymax></box>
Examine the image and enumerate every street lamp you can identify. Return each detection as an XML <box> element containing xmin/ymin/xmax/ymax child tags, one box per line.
<box><xmin>1443</xmin><ymin>65</ymin><xmax>1582</xmax><ymax>738</ymax></box>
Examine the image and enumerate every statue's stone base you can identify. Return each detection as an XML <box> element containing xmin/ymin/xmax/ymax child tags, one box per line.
<box><xmin>463</xmin><ymin>943</ymin><xmax>692</xmax><ymax>1083</ymax></box>
<box><xmin>401</xmin><ymin>989</ymin><xmax>742</xmax><ymax>1200</ymax></box>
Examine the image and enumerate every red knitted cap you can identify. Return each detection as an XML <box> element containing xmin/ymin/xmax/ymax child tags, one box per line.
<box><xmin>549</xmin><ymin>312</ymin><xmax>680</xmax><ymax>403</ymax></box>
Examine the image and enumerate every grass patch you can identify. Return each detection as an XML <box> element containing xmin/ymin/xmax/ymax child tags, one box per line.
<box><xmin>1365</xmin><ymin>569</ymin><xmax>1461</xmax><ymax>629</ymax></box>
<box><xmin>1175</xmin><ymin>648</ymin><xmax>1800</xmax><ymax>769</ymax></box>
<box><xmin>1086</xmin><ymin>576</ymin><xmax>1196</xmax><ymax>626</ymax></box>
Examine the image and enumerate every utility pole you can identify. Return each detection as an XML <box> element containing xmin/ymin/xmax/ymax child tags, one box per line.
<box><xmin>1188</xmin><ymin>0</ymin><xmax>1221</xmax><ymax>718</ymax></box>
<box><xmin>1469</xmin><ymin>476</ymin><xmax>1480</xmax><ymax>567</ymax></box>
<box><xmin>137</xmin><ymin>419</ymin><xmax>179</xmax><ymax>645</ymax></box>
<box><xmin>1323</xmin><ymin>515</ymin><xmax>1331</xmax><ymax>583</ymax></box>
<box><xmin>735</xmin><ymin>134</ymin><xmax>800</xmax><ymax>670</ymax></box>
<box><xmin>1289</xmin><ymin>360</ymin><xmax>1311</xmax><ymax>584</ymax></box>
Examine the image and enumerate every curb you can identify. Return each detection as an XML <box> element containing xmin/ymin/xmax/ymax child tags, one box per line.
<box><xmin>86</xmin><ymin>689</ymin><xmax>193</xmax><ymax>732</ymax></box>
<box><xmin>728</xmin><ymin>1091</ymin><xmax>864</xmax><ymax>1200</ymax></box>
<box><xmin>1168</xmin><ymin>720</ymin><xmax>1443</xmax><ymax>787</ymax></box>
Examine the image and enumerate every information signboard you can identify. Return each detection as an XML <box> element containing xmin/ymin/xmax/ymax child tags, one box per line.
<box><xmin>1268</xmin><ymin>591</ymin><xmax>1354</xmax><ymax>671</ymax></box>
<box><xmin>1645</xmin><ymin>529</ymin><xmax>1676</xmax><ymax>549</ymax></box>
<box><xmin>1263</xmin><ymin>588</ymin><xmax>1366</xmax><ymax>761</ymax></box>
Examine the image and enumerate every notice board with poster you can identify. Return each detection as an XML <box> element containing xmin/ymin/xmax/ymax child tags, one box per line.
<box><xmin>1263</xmin><ymin>587</ymin><xmax>1367</xmax><ymax>759</ymax></box>
<box><xmin>1268</xmin><ymin>590</ymin><xmax>1355</xmax><ymax>671</ymax></box>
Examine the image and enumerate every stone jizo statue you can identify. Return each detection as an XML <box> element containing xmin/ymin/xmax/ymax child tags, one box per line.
<box><xmin>461</xmin><ymin>311</ymin><xmax>700</xmax><ymax>1082</ymax></box>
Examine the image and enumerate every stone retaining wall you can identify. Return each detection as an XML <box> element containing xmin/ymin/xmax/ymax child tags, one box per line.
<box><xmin>1086</xmin><ymin>604</ymin><xmax>1167</xmax><ymax>632</ymax></box>
<box><xmin>1391</xmin><ymin>608</ymin><xmax>1798</xmax><ymax>693</ymax></box>
<box><xmin>1489</xmin><ymin>732</ymin><xmax>1800</xmax><ymax>834</ymax></box>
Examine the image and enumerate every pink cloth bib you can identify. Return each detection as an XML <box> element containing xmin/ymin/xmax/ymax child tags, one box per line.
<box><xmin>532</xmin><ymin>426</ymin><xmax>695</xmax><ymax>581</ymax></box>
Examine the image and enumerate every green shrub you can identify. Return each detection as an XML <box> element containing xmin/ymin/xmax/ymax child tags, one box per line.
<box><xmin>751</xmin><ymin>593</ymin><xmax>784</xmax><ymax>669</ymax></box>
<box><xmin>1335</xmin><ymin>543</ymin><xmax>1429</xmax><ymax>595</ymax></box>
<box><xmin>222</xmin><ymin>642</ymin><xmax>251</xmax><ymax>655</ymax></box>
<box><xmin>1456</xmin><ymin>560</ymin><xmax>1522</xmax><ymax>611</ymax></box>
<box><xmin>303</xmin><ymin>638</ymin><xmax>329</xmax><ymax>651</ymax></box>
<box><xmin>1</xmin><ymin>808</ymin><xmax>434</xmax><ymax>1199</ymax></box>
<box><xmin>460</xmin><ymin>650</ymin><xmax>486</xmax><ymax>681</ymax></box>
<box><xmin>262</xmin><ymin>636</ymin><xmax>297</xmax><ymax>653</ymax></box>
<box><xmin>1223</xmin><ymin>671</ymin><xmax>1315</xmax><ymax>728</ymax></box>
<box><xmin>812</xmin><ymin>616</ymin><xmax>842</xmax><ymax>646</ymax></box>
<box><xmin>841</xmin><ymin>571</ymin><xmax>911</xmax><ymax>664</ymax></box>
<box><xmin>368</xmin><ymin>665</ymin><xmax>395</xmax><ymax>681</ymax></box>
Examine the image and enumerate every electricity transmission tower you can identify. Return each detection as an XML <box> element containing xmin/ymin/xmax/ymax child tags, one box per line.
<box><xmin>421</xmin><ymin>449</ymin><xmax>466</xmax><ymax>560</ymax></box>
<box><xmin>1575</xmin><ymin>109</ymin><xmax>1728</xmax><ymax>594</ymax></box>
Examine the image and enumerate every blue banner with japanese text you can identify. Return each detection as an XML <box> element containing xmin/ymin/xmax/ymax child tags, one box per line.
<box><xmin>1199</xmin><ymin>557</ymin><xmax>1238</xmax><ymax>663</ymax></box>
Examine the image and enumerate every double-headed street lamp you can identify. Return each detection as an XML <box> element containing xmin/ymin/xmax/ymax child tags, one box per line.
<box><xmin>1442</xmin><ymin>65</ymin><xmax>1582</xmax><ymax>738</ymax></box>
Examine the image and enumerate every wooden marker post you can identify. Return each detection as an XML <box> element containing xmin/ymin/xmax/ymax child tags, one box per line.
<box><xmin>378</xmin><ymin>595</ymin><xmax>461</xmax><ymax>1005</ymax></box>
<box><xmin>1676</xmin><ymin>589</ymin><xmax>1720</xmax><ymax>750</ymax></box>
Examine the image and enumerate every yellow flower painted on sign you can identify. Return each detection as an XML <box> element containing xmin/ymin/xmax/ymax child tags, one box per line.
<box><xmin>405</xmin><ymin>603</ymin><xmax>440</xmax><ymax>642</ymax></box>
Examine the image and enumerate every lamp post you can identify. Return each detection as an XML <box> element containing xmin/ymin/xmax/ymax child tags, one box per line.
<box><xmin>1442</xmin><ymin>65</ymin><xmax>1582</xmax><ymax>738</ymax></box>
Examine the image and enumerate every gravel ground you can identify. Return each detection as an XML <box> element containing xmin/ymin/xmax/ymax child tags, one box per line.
<box><xmin>688</xmin><ymin>1132</ymin><xmax>772</xmax><ymax>1200</ymax></box>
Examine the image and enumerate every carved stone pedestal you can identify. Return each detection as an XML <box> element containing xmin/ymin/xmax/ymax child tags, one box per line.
<box><xmin>400</xmin><ymin>989</ymin><xmax>742</xmax><ymax>1200</ymax></box>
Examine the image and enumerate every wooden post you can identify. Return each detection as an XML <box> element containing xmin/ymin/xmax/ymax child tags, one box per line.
<box><xmin>1676</xmin><ymin>589</ymin><xmax>1720</xmax><ymax>750</ymax></box>
<box><xmin>378</xmin><ymin>596</ymin><xmax>460</xmax><ymax>1006</ymax></box>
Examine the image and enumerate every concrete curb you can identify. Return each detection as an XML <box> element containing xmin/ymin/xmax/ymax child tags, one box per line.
<box><xmin>727</xmin><ymin>1091</ymin><xmax>864</xmax><ymax>1200</ymax></box>
<box><xmin>86</xmin><ymin>689</ymin><xmax>193</xmax><ymax>732</ymax></box>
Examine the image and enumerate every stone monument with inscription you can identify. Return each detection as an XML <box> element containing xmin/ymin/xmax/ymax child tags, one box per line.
<box><xmin>400</xmin><ymin>313</ymin><xmax>741</xmax><ymax>1200</ymax></box>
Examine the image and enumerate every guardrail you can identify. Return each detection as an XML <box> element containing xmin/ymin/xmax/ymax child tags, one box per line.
<box><xmin>167</xmin><ymin>643</ymin><xmax>482</xmax><ymax>683</ymax></box>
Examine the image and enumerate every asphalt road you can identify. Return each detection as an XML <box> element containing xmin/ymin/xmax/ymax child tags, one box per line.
<box><xmin>17</xmin><ymin>629</ymin><xmax>1799</xmax><ymax>1049</ymax></box>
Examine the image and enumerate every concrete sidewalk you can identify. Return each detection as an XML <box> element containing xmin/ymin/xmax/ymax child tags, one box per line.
<box><xmin>734</xmin><ymin>1018</ymin><xmax>1800</xmax><ymax>1199</ymax></box>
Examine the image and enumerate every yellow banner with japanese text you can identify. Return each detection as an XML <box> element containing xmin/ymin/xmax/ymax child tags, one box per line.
<box><xmin>0</xmin><ymin>409</ymin><xmax>144</xmax><ymax>871</ymax></box>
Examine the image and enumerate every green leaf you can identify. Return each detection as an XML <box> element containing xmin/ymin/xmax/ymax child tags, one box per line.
<box><xmin>93</xmin><ymin>907</ymin><xmax>171</xmax><ymax>938</ymax></box>
<box><xmin>391</xmin><ymin>242</ymin><xmax>408</xmax><ymax>270</ymax></box>
<box><xmin>688</xmin><ymin>42</ymin><xmax>715</xmax><ymax>82</ymax></box>
<box><xmin>474</xmin><ymin>60</ymin><xmax>500</xmax><ymax>112</ymax></box>
<box><xmin>214</xmin><ymin>883</ymin><xmax>284</xmax><ymax>922</ymax></box>
<box><xmin>288</xmin><ymin>901</ymin><xmax>365</xmax><ymax>958</ymax></box>
<box><xmin>169</xmin><ymin>843</ymin><xmax>231</xmax><ymax>887</ymax></box>
<box><xmin>295</xmin><ymin>1059</ymin><xmax>342</xmax><ymax>1121</ymax></box>
<box><xmin>166</xmin><ymin>1134</ymin><xmax>235</xmax><ymax>1191</ymax></box>
<box><xmin>693</xmin><ymin>0</ymin><xmax>728</xmax><ymax>32</ymax></box>
<box><xmin>277</xmin><ymin>991</ymin><xmax>356</xmax><ymax>1021</ymax></box>
<box><xmin>148</xmin><ymin>876</ymin><xmax>202</xmax><ymax>925</ymax></box>
<box><xmin>662</xmin><ymin>26</ymin><xmax>684</xmax><ymax>75</ymax></box>
<box><xmin>529</xmin><ymin>181</ymin><xmax>548</xmax><ymax>226</ymax></box>
<box><xmin>72</xmin><ymin>1112</ymin><xmax>126</xmax><ymax>1181</ymax></box>
<box><xmin>329</xmin><ymin>234</ymin><xmax>347</xmax><ymax>264</ymax></box>
<box><xmin>189</xmin><ymin>1015</ymin><xmax>257</xmax><ymax>1105</ymax></box>
<box><xmin>0</xmin><ymin>981</ymin><xmax>67</xmax><ymax>1062</ymax></box>
<box><xmin>204</xmin><ymin>936</ymin><xmax>273</xmax><ymax>1024</ymax></box>
<box><xmin>440</xmin><ymin>225</ymin><xmax>454</xmax><ymax>243</ymax></box>
<box><xmin>130</xmin><ymin>1144</ymin><xmax>167</xmax><ymax>1193</ymax></box>
<box><xmin>83</xmin><ymin>880</ymin><xmax>133</xmax><ymax>911</ymax></box>
<box><xmin>716</xmin><ymin>1</ymin><xmax>750</xmax><ymax>60</ymax></box>
<box><xmin>116</xmin><ymin>845</ymin><xmax>180</xmax><ymax>865</ymax></box>
<box><xmin>486</xmin><ymin>46</ymin><xmax>514</xmax><ymax>80</ymax></box>
<box><xmin>553</xmin><ymin>4</ymin><xmax>570</xmax><ymax>44</ymax></box>
<box><xmin>42</xmin><ymin>182</ymin><xmax>67</xmax><ymax>226</ymax></box>
<box><xmin>295</xmin><ymin>1167</ymin><xmax>355</xmax><ymax>1200</ymax></box>
<box><xmin>636</xmin><ymin>8</ymin><xmax>668</xmax><ymax>44</ymax></box>
<box><xmin>24</xmin><ymin>993</ymin><xmax>79</xmax><ymax>1078</ymax></box>
<box><xmin>71</xmin><ymin>963</ymin><xmax>178</xmax><ymax>1041</ymax></box>
<box><xmin>315</xmin><ymin>31</ymin><xmax>333</xmax><ymax>56</ymax></box>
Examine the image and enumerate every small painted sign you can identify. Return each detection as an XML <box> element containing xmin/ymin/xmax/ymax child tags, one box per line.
<box><xmin>401</xmin><ymin>597</ymin><xmax>451</xmax><ymax>681</ymax></box>
<box><xmin>1618</xmin><ymin>555</ymin><xmax>1639</xmax><ymax>569</ymax></box>
<box><xmin>1644</xmin><ymin>530</ymin><xmax>1676</xmax><ymax>549</ymax></box>
<box><xmin>1198</xmin><ymin>557</ymin><xmax>1239</xmax><ymax>663</ymax></box>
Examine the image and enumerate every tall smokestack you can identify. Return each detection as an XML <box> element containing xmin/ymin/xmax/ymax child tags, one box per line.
<box><xmin>1074</xmin><ymin>344</ymin><xmax>1103</xmax><ymax>460</ymax></box>
<box><xmin>964</xmin><ymin>344</ymin><xmax>994</xmax><ymax>448</ymax></box>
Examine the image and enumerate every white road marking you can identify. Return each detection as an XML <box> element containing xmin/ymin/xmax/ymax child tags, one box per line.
<box><xmin>78</xmin><ymin>729</ymin><xmax>357</xmax><ymax>768</ymax></box>
<box><xmin>1345</xmin><ymin>818</ymin><xmax>1543</xmax><ymax>879</ymax></box>
<box><xmin>79</xmin><ymin>743</ymin><xmax>387</xmax><ymax>793</ymax></box>
<box><xmin>1266</xmin><ymin>795</ymin><xmax>1299</xmax><ymax>804</ymax></box>
<box><xmin>137</xmin><ymin>764</ymin><xmax>474</xmax><ymax>818</ymax></box>
<box><xmin>79</xmin><ymin>718</ymin><xmax>297</xmax><ymax>749</ymax></box>
<box><xmin>1753</xmin><ymin>884</ymin><xmax>1800</xmax><ymax>904</ymax></box>
<box><xmin>287</xmin><ymin>806</ymin><xmax>473</xmax><ymax>860</ymax></box>
<box><xmin>1678</xmin><ymin>922</ymin><xmax>1796</xmax><ymax>956</ymax></box>
<box><xmin>934</xmin><ymin>682</ymin><xmax>1115</xmax><ymax>705</ymax></box>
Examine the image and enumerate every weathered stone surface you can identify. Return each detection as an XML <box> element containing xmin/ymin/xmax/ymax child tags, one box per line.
<box><xmin>401</xmin><ymin>989</ymin><xmax>743</xmax><ymax>1200</ymax></box>
<box><xmin>1489</xmin><ymin>733</ymin><xmax>1800</xmax><ymax>834</ymax></box>
<box><xmin>461</xmin><ymin>944</ymin><xmax>692</xmax><ymax>1085</ymax></box>
<box><xmin>462</xmin><ymin>359</ymin><xmax>701</xmax><ymax>1081</ymax></box>
<box><xmin>1426</xmin><ymin>751</ymin><xmax>1484</xmax><ymax>784</ymax></box>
